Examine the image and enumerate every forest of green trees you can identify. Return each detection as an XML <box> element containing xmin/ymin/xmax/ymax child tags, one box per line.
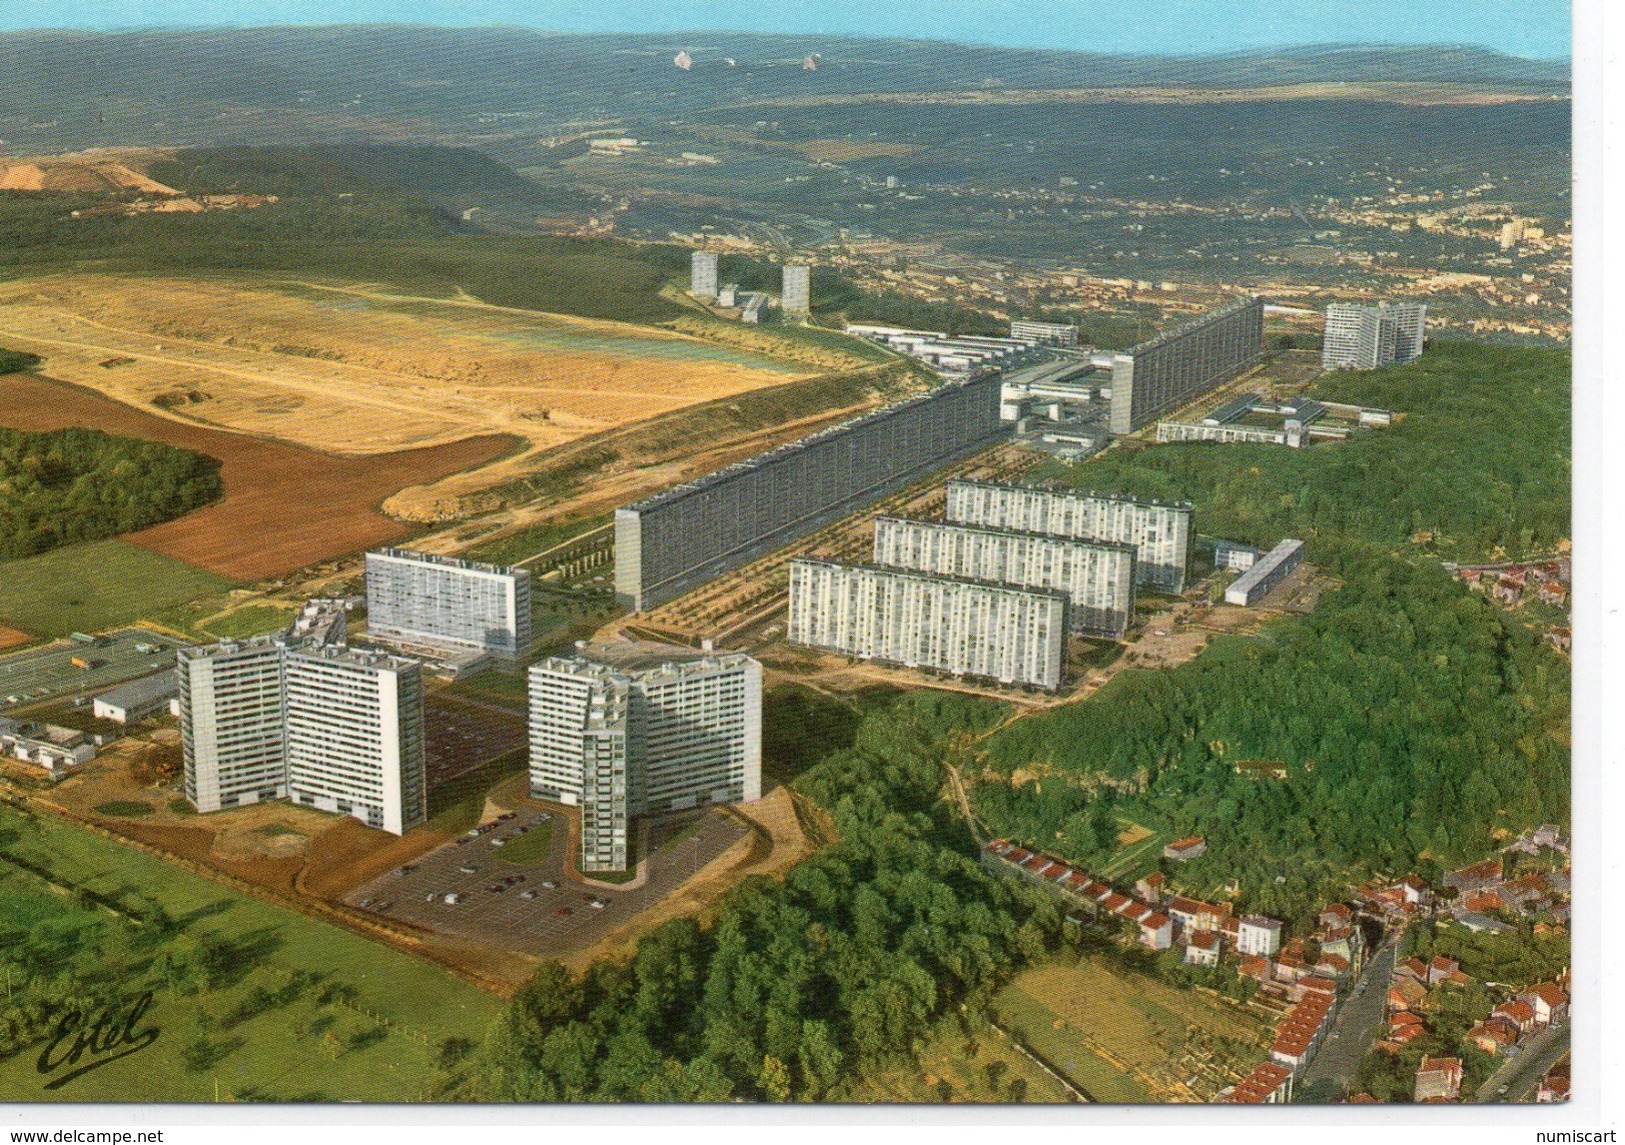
<box><xmin>973</xmin><ymin>342</ymin><xmax>1571</xmax><ymax>926</ymax></box>
<box><xmin>466</xmin><ymin>690</ymin><xmax>1063</xmax><ymax>1102</ymax></box>
<box><xmin>0</xmin><ymin>426</ymin><xmax>223</xmax><ymax>559</ymax></box>
<box><xmin>1037</xmin><ymin>341</ymin><xmax>1569</xmax><ymax>564</ymax></box>
<box><xmin>0</xmin><ymin>348</ymin><xmax>40</xmax><ymax>374</ymax></box>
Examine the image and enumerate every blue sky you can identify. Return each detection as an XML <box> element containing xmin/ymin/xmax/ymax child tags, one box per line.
<box><xmin>0</xmin><ymin>0</ymin><xmax>1572</xmax><ymax>59</ymax></box>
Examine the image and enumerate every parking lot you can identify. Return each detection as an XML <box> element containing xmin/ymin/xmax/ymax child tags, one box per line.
<box><xmin>345</xmin><ymin>802</ymin><xmax>750</xmax><ymax>957</ymax></box>
<box><xmin>0</xmin><ymin>627</ymin><xmax>177</xmax><ymax>712</ymax></box>
<box><xmin>423</xmin><ymin>694</ymin><xmax>527</xmax><ymax>788</ymax></box>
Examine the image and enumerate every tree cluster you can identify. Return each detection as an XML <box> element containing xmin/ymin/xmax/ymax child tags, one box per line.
<box><xmin>0</xmin><ymin>426</ymin><xmax>223</xmax><ymax>559</ymax></box>
<box><xmin>471</xmin><ymin>691</ymin><xmax>1062</xmax><ymax>1102</ymax></box>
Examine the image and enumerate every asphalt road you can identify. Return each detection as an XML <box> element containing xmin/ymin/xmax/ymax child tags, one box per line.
<box><xmin>1296</xmin><ymin>934</ymin><xmax>1401</xmax><ymax>1103</ymax></box>
<box><xmin>1475</xmin><ymin>1021</ymin><xmax>1569</xmax><ymax>1103</ymax></box>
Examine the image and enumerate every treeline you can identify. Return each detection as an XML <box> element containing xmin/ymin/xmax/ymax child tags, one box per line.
<box><xmin>1039</xmin><ymin>341</ymin><xmax>1569</xmax><ymax>565</ymax></box>
<box><xmin>0</xmin><ymin>193</ymin><xmax>690</xmax><ymax>326</ymax></box>
<box><xmin>467</xmin><ymin>690</ymin><xmax>1063</xmax><ymax>1102</ymax></box>
<box><xmin>0</xmin><ymin>426</ymin><xmax>223</xmax><ymax>559</ymax></box>
<box><xmin>0</xmin><ymin>347</ymin><xmax>40</xmax><ymax>374</ymax></box>
<box><xmin>976</xmin><ymin>545</ymin><xmax>1569</xmax><ymax>925</ymax></box>
<box><xmin>973</xmin><ymin>342</ymin><xmax>1571</xmax><ymax>924</ymax></box>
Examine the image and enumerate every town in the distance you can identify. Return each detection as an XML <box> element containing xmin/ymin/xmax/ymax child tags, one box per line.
<box><xmin>0</xmin><ymin>25</ymin><xmax>1569</xmax><ymax>1108</ymax></box>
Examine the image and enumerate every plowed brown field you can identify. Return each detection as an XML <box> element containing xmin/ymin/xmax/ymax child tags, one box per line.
<box><xmin>0</xmin><ymin>373</ymin><xmax>513</xmax><ymax>581</ymax></box>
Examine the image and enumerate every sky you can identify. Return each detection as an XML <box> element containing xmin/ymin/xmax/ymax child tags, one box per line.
<box><xmin>0</xmin><ymin>0</ymin><xmax>1572</xmax><ymax>59</ymax></box>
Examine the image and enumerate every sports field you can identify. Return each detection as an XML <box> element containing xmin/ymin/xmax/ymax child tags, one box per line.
<box><xmin>0</xmin><ymin>371</ymin><xmax>512</xmax><ymax>582</ymax></box>
<box><xmin>0</xmin><ymin>541</ymin><xmax>232</xmax><ymax>638</ymax></box>
<box><xmin>0</xmin><ymin>801</ymin><xmax>501</xmax><ymax>1102</ymax></box>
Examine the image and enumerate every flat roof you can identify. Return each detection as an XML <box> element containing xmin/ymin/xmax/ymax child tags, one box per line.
<box><xmin>791</xmin><ymin>557</ymin><xmax>1072</xmax><ymax>604</ymax></box>
<box><xmin>626</xmin><ymin>372</ymin><xmax>1002</xmax><ymax>514</ymax></box>
<box><xmin>947</xmin><ymin>477</ymin><xmax>1192</xmax><ymax>513</ymax></box>
<box><xmin>873</xmin><ymin>515</ymin><xmax>1138</xmax><ymax>558</ymax></box>
<box><xmin>1125</xmin><ymin>294</ymin><xmax>1263</xmax><ymax>356</ymax></box>
<box><xmin>369</xmin><ymin>547</ymin><xmax>525</xmax><ymax>578</ymax></box>
<box><xmin>532</xmin><ymin>639</ymin><xmax>756</xmax><ymax>682</ymax></box>
<box><xmin>1203</xmin><ymin>393</ymin><xmax>1262</xmax><ymax>425</ymax></box>
<box><xmin>94</xmin><ymin>669</ymin><xmax>178</xmax><ymax>709</ymax></box>
<box><xmin>1227</xmin><ymin>538</ymin><xmax>1306</xmax><ymax>596</ymax></box>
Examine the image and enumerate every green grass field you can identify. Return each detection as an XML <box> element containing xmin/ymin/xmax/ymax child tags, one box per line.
<box><xmin>494</xmin><ymin>822</ymin><xmax>552</xmax><ymax>865</ymax></box>
<box><xmin>201</xmin><ymin>604</ymin><xmax>301</xmax><ymax>640</ymax></box>
<box><xmin>0</xmin><ymin>541</ymin><xmax>232</xmax><ymax>638</ymax></box>
<box><xmin>0</xmin><ymin>802</ymin><xmax>501</xmax><ymax>1102</ymax></box>
<box><xmin>992</xmin><ymin>985</ymin><xmax>1152</xmax><ymax>1103</ymax></box>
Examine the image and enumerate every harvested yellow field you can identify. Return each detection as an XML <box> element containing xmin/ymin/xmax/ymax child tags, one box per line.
<box><xmin>0</xmin><ymin>273</ymin><xmax>810</xmax><ymax>507</ymax></box>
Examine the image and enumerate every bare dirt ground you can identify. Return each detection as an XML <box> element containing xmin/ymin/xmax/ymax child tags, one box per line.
<box><xmin>0</xmin><ymin>371</ymin><xmax>511</xmax><ymax>581</ymax></box>
<box><xmin>0</xmin><ymin>153</ymin><xmax>179</xmax><ymax>193</ymax></box>
<box><xmin>30</xmin><ymin>737</ymin><xmax>817</xmax><ymax>990</ymax></box>
<box><xmin>0</xmin><ymin>273</ymin><xmax>810</xmax><ymax>513</ymax></box>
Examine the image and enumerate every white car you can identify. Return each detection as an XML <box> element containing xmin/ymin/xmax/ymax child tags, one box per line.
<box><xmin>443</xmin><ymin>893</ymin><xmax>462</xmax><ymax>905</ymax></box>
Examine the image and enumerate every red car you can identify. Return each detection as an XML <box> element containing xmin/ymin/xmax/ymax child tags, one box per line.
<box><xmin>555</xmin><ymin>907</ymin><xmax>573</xmax><ymax>917</ymax></box>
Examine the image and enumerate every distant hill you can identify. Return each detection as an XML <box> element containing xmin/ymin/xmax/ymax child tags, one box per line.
<box><xmin>144</xmin><ymin>143</ymin><xmax>590</xmax><ymax>218</ymax></box>
<box><xmin>0</xmin><ymin>27</ymin><xmax>1568</xmax><ymax>152</ymax></box>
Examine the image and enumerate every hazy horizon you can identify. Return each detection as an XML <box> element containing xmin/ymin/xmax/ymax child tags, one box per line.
<box><xmin>0</xmin><ymin>1</ymin><xmax>1572</xmax><ymax>60</ymax></box>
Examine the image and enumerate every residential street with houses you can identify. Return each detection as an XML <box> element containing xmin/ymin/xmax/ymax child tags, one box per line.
<box><xmin>1475</xmin><ymin>1021</ymin><xmax>1569</xmax><ymax>1103</ymax></box>
<box><xmin>1296</xmin><ymin>933</ymin><xmax>1401</xmax><ymax>1102</ymax></box>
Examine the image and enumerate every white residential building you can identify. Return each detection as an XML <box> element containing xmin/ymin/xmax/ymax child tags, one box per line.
<box><xmin>528</xmin><ymin>644</ymin><xmax>762</xmax><ymax>873</ymax></box>
<box><xmin>365</xmin><ymin>548</ymin><xmax>532</xmax><ymax>660</ymax></box>
<box><xmin>782</xmin><ymin>263</ymin><xmax>811</xmax><ymax>315</ymax></box>
<box><xmin>284</xmin><ymin>646</ymin><xmax>427</xmax><ymax>836</ymax></box>
<box><xmin>1238</xmin><ymin>915</ymin><xmax>1285</xmax><ymax>957</ymax></box>
<box><xmin>946</xmin><ymin>480</ymin><xmax>1192</xmax><ymax>593</ymax></box>
<box><xmin>690</xmin><ymin>250</ymin><xmax>719</xmax><ymax>300</ymax></box>
<box><xmin>179</xmin><ymin>638</ymin><xmax>427</xmax><ymax>835</ymax></box>
<box><xmin>787</xmin><ymin>559</ymin><xmax>1067</xmax><ymax>690</ymax></box>
<box><xmin>1322</xmin><ymin>301</ymin><xmax>1427</xmax><ymax>370</ymax></box>
<box><xmin>179</xmin><ymin>638</ymin><xmax>289</xmax><ymax>814</ymax></box>
<box><xmin>872</xmin><ymin>516</ymin><xmax>1136</xmax><ymax>638</ymax></box>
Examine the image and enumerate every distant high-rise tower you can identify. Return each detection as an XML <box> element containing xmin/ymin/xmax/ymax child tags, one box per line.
<box><xmin>782</xmin><ymin>263</ymin><xmax>811</xmax><ymax>316</ymax></box>
<box><xmin>1322</xmin><ymin>301</ymin><xmax>1426</xmax><ymax>370</ymax></box>
<box><xmin>674</xmin><ymin>50</ymin><xmax>693</xmax><ymax>71</ymax></box>
<box><xmin>691</xmin><ymin>250</ymin><xmax>719</xmax><ymax>301</ymax></box>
